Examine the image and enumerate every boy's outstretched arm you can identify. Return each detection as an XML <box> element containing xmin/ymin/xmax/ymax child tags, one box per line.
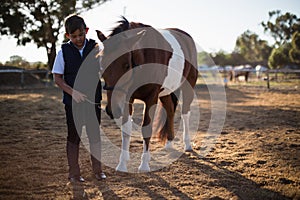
<box><xmin>54</xmin><ymin>73</ymin><xmax>87</xmax><ymax>103</ymax></box>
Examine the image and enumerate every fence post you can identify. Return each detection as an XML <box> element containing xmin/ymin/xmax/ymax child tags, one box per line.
<box><xmin>20</xmin><ymin>70</ymin><xmax>24</xmax><ymax>88</ymax></box>
<box><xmin>266</xmin><ymin>70</ymin><xmax>270</xmax><ymax>89</ymax></box>
<box><xmin>45</xmin><ymin>70</ymin><xmax>49</xmax><ymax>87</ymax></box>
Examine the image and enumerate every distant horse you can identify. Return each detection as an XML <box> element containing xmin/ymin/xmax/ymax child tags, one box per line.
<box><xmin>255</xmin><ymin>65</ymin><xmax>268</xmax><ymax>79</ymax></box>
<box><xmin>228</xmin><ymin>65</ymin><xmax>252</xmax><ymax>82</ymax></box>
<box><xmin>96</xmin><ymin>17</ymin><xmax>198</xmax><ymax>172</ymax></box>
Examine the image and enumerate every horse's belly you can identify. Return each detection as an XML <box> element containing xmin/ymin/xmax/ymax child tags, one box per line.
<box><xmin>158</xmin><ymin>29</ymin><xmax>185</xmax><ymax>97</ymax></box>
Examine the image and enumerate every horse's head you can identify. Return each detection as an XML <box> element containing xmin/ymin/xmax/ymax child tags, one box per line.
<box><xmin>96</xmin><ymin>17</ymin><xmax>145</xmax><ymax>119</ymax></box>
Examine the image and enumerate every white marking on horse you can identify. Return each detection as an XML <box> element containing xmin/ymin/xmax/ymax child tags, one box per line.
<box><xmin>116</xmin><ymin>115</ymin><xmax>132</xmax><ymax>172</ymax></box>
<box><xmin>158</xmin><ymin>30</ymin><xmax>185</xmax><ymax>97</ymax></box>
<box><xmin>182</xmin><ymin>111</ymin><xmax>192</xmax><ymax>151</ymax></box>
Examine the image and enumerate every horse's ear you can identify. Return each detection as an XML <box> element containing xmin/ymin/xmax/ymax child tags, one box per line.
<box><xmin>96</xmin><ymin>30</ymin><xmax>107</xmax><ymax>42</ymax></box>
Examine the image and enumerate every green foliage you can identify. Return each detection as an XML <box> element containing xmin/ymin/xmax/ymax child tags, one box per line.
<box><xmin>207</xmin><ymin>51</ymin><xmax>246</xmax><ymax>67</ymax></box>
<box><xmin>261</xmin><ymin>10</ymin><xmax>300</xmax><ymax>47</ymax></box>
<box><xmin>0</xmin><ymin>0</ymin><xmax>109</xmax><ymax>69</ymax></box>
<box><xmin>210</xmin><ymin>51</ymin><xmax>231</xmax><ymax>66</ymax></box>
<box><xmin>261</xmin><ymin>10</ymin><xmax>300</xmax><ymax>68</ymax></box>
<box><xmin>235</xmin><ymin>30</ymin><xmax>272</xmax><ymax>64</ymax></box>
<box><xmin>4</xmin><ymin>55</ymin><xmax>30</xmax><ymax>68</ymax></box>
<box><xmin>197</xmin><ymin>51</ymin><xmax>214</xmax><ymax>66</ymax></box>
<box><xmin>30</xmin><ymin>62</ymin><xmax>48</xmax><ymax>70</ymax></box>
<box><xmin>229</xmin><ymin>52</ymin><xmax>246</xmax><ymax>66</ymax></box>
<box><xmin>289</xmin><ymin>32</ymin><xmax>300</xmax><ymax>64</ymax></box>
<box><xmin>268</xmin><ymin>43</ymin><xmax>291</xmax><ymax>69</ymax></box>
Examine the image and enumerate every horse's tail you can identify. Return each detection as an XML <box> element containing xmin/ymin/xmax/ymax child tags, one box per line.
<box><xmin>153</xmin><ymin>91</ymin><xmax>179</xmax><ymax>143</ymax></box>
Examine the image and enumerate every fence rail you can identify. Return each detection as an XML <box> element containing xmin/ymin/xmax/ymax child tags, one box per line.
<box><xmin>198</xmin><ymin>68</ymin><xmax>300</xmax><ymax>89</ymax></box>
<box><xmin>1</xmin><ymin>68</ymin><xmax>299</xmax><ymax>89</ymax></box>
<box><xmin>0</xmin><ymin>69</ymin><xmax>50</xmax><ymax>88</ymax></box>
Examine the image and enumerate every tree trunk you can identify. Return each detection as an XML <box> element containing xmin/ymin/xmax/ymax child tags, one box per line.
<box><xmin>47</xmin><ymin>42</ymin><xmax>57</xmax><ymax>71</ymax></box>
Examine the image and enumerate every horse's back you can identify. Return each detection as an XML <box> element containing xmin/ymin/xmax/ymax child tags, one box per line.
<box><xmin>166</xmin><ymin>28</ymin><xmax>198</xmax><ymax>69</ymax></box>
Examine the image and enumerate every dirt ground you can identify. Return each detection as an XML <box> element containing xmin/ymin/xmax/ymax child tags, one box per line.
<box><xmin>0</xmin><ymin>82</ymin><xmax>299</xmax><ymax>200</ymax></box>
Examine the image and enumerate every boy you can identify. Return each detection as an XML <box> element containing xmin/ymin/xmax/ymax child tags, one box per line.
<box><xmin>52</xmin><ymin>14</ymin><xmax>106</xmax><ymax>182</ymax></box>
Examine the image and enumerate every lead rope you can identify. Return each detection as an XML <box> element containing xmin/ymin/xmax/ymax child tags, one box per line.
<box><xmin>84</xmin><ymin>98</ymin><xmax>103</xmax><ymax>111</ymax></box>
<box><xmin>84</xmin><ymin>97</ymin><xmax>100</xmax><ymax>105</ymax></box>
<box><xmin>84</xmin><ymin>98</ymin><xmax>133</xmax><ymax>112</ymax></box>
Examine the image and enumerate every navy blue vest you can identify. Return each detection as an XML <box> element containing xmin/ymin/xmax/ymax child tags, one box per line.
<box><xmin>62</xmin><ymin>39</ymin><xmax>102</xmax><ymax>105</ymax></box>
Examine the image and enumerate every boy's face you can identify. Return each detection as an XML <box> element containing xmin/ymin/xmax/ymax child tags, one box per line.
<box><xmin>66</xmin><ymin>28</ymin><xmax>88</xmax><ymax>49</ymax></box>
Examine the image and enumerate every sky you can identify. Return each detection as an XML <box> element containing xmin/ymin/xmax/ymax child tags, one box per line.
<box><xmin>0</xmin><ymin>0</ymin><xmax>299</xmax><ymax>63</ymax></box>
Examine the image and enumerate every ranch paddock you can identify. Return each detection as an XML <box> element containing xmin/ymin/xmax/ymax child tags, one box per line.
<box><xmin>0</xmin><ymin>83</ymin><xmax>299</xmax><ymax>199</ymax></box>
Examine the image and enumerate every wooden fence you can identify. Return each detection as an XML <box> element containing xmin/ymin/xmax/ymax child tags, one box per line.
<box><xmin>0</xmin><ymin>69</ymin><xmax>50</xmax><ymax>88</ymax></box>
<box><xmin>198</xmin><ymin>68</ymin><xmax>300</xmax><ymax>89</ymax></box>
<box><xmin>1</xmin><ymin>68</ymin><xmax>299</xmax><ymax>89</ymax></box>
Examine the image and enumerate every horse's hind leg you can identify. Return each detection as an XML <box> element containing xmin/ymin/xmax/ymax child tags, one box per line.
<box><xmin>159</xmin><ymin>95</ymin><xmax>176</xmax><ymax>150</ymax></box>
<box><xmin>181</xmin><ymin>69</ymin><xmax>197</xmax><ymax>151</ymax></box>
<box><xmin>181</xmin><ymin>110</ymin><xmax>192</xmax><ymax>151</ymax></box>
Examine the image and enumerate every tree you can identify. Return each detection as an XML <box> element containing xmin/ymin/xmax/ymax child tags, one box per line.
<box><xmin>5</xmin><ymin>55</ymin><xmax>30</xmax><ymax>68</ymax></box>
<box><xmin>235</xmin><ymin>30</ymin><xmax>272</xmax><ymax>65</ymax></box>
<box><xmin>289</xmin><ymin>31</ymin><xmax>300</xmax><ymax>64</ymax></box>
<box><xmin>261</xmin><ymin>10</ymin><xmax>300</xmax><ymax>47</ymax></box>
<box><xmin>268</xmin><ymin>43</ymin><xmax>291</xmax><ymax>69</ymax></box>
<box><xmin>0</xmin><ymin>0</ymin><xmax>109</xmax><ymax>70</ymax></box>
<box><xmin>228</xmin><ymin>52</ymin><xmax>246</xmax><ymax>66</ymax></box>
<box><xmin>197</xmin><ymin>51</ymin><xmax>214</xmax><ymax>66</ymax></box>
<box><xmin>210</xmin><ymin>51</ymin><xmax>232</xmax><ymax>67</ymax></box>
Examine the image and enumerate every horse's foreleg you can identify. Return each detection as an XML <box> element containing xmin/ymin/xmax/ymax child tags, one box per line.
<box><xmin>138</xmin><ymin>137</ymin><xmax>151</xmax><ymax>172</ymax></box>
<box><xmin>116</xmin><ymin>115</ymin><xmax>132</xmax><ymax>172</ymax></box>
<box><xmin>182</xmin><ymin>111</ymin><xmax>192</xmax><ymax>151</ymax></box>
<box><xmin>138</xmin><ymin>102</ymin><xmax>155</xmax><ymax>172</ymax></box>
<box><xmin>181</xmin><ymin>68</ymin><xmax>197</xmax><ymax>152</ymax></box>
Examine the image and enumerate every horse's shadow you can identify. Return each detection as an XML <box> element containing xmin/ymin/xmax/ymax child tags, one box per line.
<box><xmin>69</xmin><ymin>151</ymin><xmax>291</xmax><ymax>199</ymax></box>
<box><xmin>95</xmin><ymin>181</ymin><xmax>122</xmax><ymax>200</ymax></box>
<box><xmin>126</xmin><ymin>171</ymin><xmax>193</xmax><ymax>200</ymax></box>
<box><xmin>177</xmin><ymin>151</ymin><xmax>290</xmax><ymax>200</ymax></box>
<box><xmin>69</xmin><ymin>180</ymin><xmax>121</xmax><ymax>200</ymax></box>
<box><xmin>125</xmin><ymin>151</ymin><xmax>290</xmax><ymax>200</ymax></box>
<box><xmin>69</xmin><ymin>182</ymin><xmax>88</xmax><ymax>200</ymax></box>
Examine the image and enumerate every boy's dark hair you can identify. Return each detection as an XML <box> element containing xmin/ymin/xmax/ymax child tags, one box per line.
<box><xmin>64</xmin><ymin>14</ymin><xmax>86</xmax><ymax>34</ymax></box>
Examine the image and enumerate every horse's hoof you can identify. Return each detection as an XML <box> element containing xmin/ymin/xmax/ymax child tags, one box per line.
<box><xmin>116</xmin><ymin>163</ymin><xmax>128</xmax><ymax>172</ymax></box>
<box><xmin>184</xmin><ymin>145</ymin><xmax>193</xmax><ymax>152</ymax></box>
<box><xmin>138</xmin><ymin>152</ymin><xmax>151</xmax><ymax>172</ymax></box>
<box><xmin>164</xmin><ymin>141</ymin><xmax>174</xmax><ymax>151</ymax></box>
<box><xmin>138</xmin><ymin>164</ymin><xmax>150</xmax><ymax>173</ymax></box>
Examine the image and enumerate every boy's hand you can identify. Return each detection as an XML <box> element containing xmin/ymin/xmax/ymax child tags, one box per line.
<box><xmin>72</xmin><ymin>90</ymin><xmax>87</xmax><ymax>103</ymax></box>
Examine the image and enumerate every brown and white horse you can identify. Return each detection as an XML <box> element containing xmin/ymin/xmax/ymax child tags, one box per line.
<box><xmin>228</xmin><ymin>65</ymin><xmax>253</xmax><ymax>82</ymax></box>
<box><xmin>96</xmin><ymin>17</ymin><xmax>198</xmax><ymax>172</ymax></box>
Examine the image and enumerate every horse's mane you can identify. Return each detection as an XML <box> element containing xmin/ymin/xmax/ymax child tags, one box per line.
<box><xmin>109</xmin><ymin>16</ymin><xmax>151</xmax><ymax>37</ymax></box>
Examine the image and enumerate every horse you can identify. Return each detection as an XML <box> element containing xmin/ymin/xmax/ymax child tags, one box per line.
<box><xmin>96</xmin><ymin>17</ymin><xmax>198</xmax><ymax>172</ymax></box>
<box><xmin>255</xmin><ymin>65</ymin><xmax>268</xmax><ymax>79</ymax></box>
<box><xmin>228</xmin><ymin>65</ymin><xmax>252</xmax><ymax>82</ymax></box>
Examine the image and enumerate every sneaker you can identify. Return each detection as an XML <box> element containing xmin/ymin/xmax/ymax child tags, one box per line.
<box><xmin>95</xmin><ymin>172</ymin><xmax>106</xmax><ymax>180</ymax></box>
